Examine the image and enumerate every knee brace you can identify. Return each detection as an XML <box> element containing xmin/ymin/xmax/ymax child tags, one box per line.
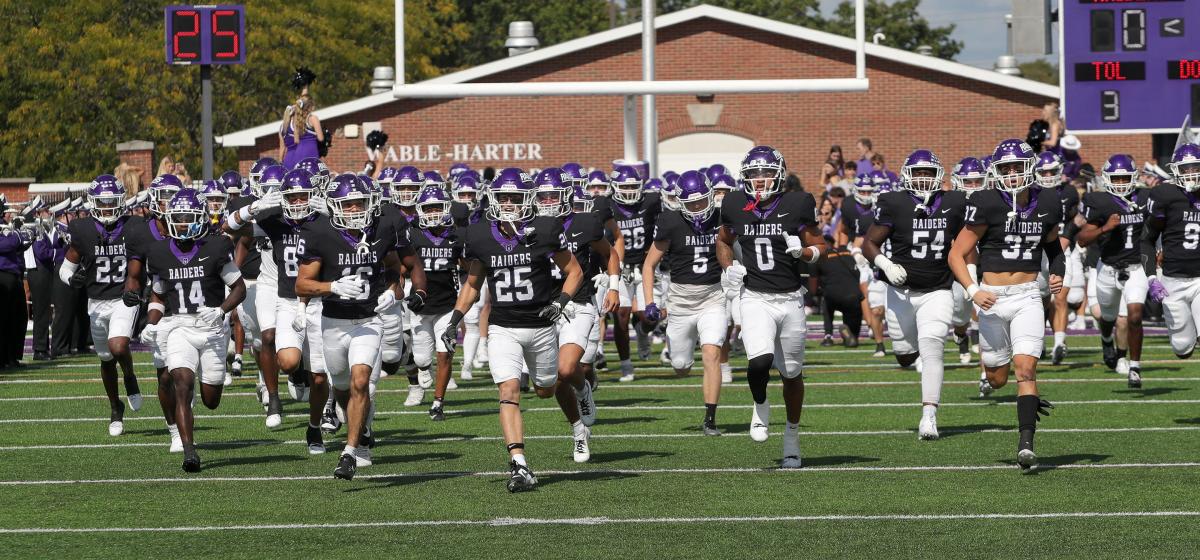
<box><xmin>96</xmin><ymin>348</ymin><xmax>114</xmax><ymax>361</ymax></box>
<box><xmin>746</xmin><ymin>354</ymin><xmax>773</xmax><ymax>404</ymax></box>
<box><xmin>895</xmin><ymin>352</ymin><xmax>920</xmax><ymax>368</ymax></box>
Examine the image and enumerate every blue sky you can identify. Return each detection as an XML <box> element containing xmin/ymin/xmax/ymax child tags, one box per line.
<box><xmin>817</xmin><ymin>0</ymin><xmax>1057</xmax><ymax>68</ymax></box>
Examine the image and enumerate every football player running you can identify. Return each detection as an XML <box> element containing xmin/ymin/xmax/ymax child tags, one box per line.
<box><xmin>950</xmin><ymin>158</ymin><xmax>991</xmax><ymax>387</ymax></box>
<box><xmin>862</xmin><ymin>150</ymin><xmax>967</xmax><ymax>440</ymax></box>
<box><xmin>61</xmin><ymin>175</ymin><xmax>143</xmax><ymax>437</ymax></box>
<box><xmin>384</xmin><ymin>166</ymin><xmax>428</xmax><ymax>406</ymax></box>
<box><xmin>1141</xmin><ymin>143</ymin><xmax>1200</xmax><ymax>361</ymax></box>
<box><xmin>1076</xmin><ymin>155</ymin><xmax>1150</xmax><ymax>388</ymax></box>
<box><xmin>610</xmin><ymin>164</ymin><xmax>662</xmax><ymax>382</ymax></box>
<box><xmin>949</xmin><ymin>139</ymin><xmax>1060</xmax><ymax>472</ymax></box>
<box><xmin>142</xmin><ymin>189</ymin><xmax>246</xmax><ymax>471</ymax></box>
<box><xmin>841</xmin><ymin>173</ymin><xmax>888</xmax><ymax>355</ymax></box>
<box><xmin>296</xmin><ymin>173</ymin><xmax>426</xmax><ymax>480</ymax></box>
<box><xmin>641</xmin><ymin>170</ymin><xmax>728</xmax><ymax>436</ymax></box>
<box><xmin>441</xmin><ymin>168</ymin><xmax>584</xmax><ymax>491</ymax></box>
<box><xmin>1033</xmin><ymin>151</ymin><xmax>1080</xmax><ymax>365</ymax></box>
<box><xmin>717</xmin><ymin>146</ymin><xmax>825</xmax><ymax>468</ymax></box>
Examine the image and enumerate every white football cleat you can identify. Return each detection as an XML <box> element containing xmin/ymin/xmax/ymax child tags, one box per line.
<box><xmin>959</xmin><ymin>352</ymin><xmax>971</xmax><ymax>365</ymax></box>
<box><xmin>749</xmin><ymin>401</ymin><xmax>770</xmax><ymax>442</ymax></box>
<box><xmin>446</xmin><ymin>377</ymin><xmax>458</xmax><ymax>390</ymax></box>
<box><xmin>354</xmin><ymin>446</ymin><xmax>373</xmax><ymax>467</ymax></box>
<box><xmin>721</xmin><ymin>367</ymin><xmax>733</xmax><ymax>384</ymax></box>
<box><xmin>618</xmin><ymin>361</ymin><xmax>635</xmax><ymax>383</ymax></box>
<box><xmin>572</xmin><ymin>425</ymin><xmax>591</xmax><ymax>463</ymax></box>
<box><xmin>127</xmin><ymin>393</ymin><xmax>143</xmax><ymax>412</ymax></box>
<box><xmin>577</xmin><ymin>382</ymin><xmax>597</xmax><ymax>427</ymax></box>
<box><xmin>460</xmin><ymin>370</ymin><xmax>473</xmax><ymax>381</ymax></box>
<box><xmin>978</xmin><ymin>378</ymin><xmax>994</xmax><ymax>397</ymax></box>
<box><xmin>223</xmin><ymin>370</ymin><xmax>233</xmax><ymax>386</ymax></box>
<box><xmin>404</xmin><ymin>385</ymin><xmax>425</xmax><ymax>407</ymax></box>
<box><xmin>256</xmin><ymin>384</ymin><xmax>270</xmax><ymax>409</ymax></box>
<box><xmin>417</xmin><ymin>369</ymin><xmax>434</xmax><ymax>389</ymax></box>
<box><xmin>918</xmin><ymin>411</ymin><xmax>939</xmax><ymax>440</ymax></box>
<box><xmin>1115</xmin><ymin>357</ymin><xmax>1130</xmax><ymax>376</ymax></box>
<box><xmin>659</xmin><ymin>347</ymin><xmax>671</xmax><ymax>367</ymax></box>
<box><xmin>108</xmin><ymin>420</ymin><xmax>124</xmax><ymax>437</ymax></box>
<box><xmin>167</xmin><ymin>425</ymin><xmax>184</xmax><ymax>453</ymax></box>
<box><xmin>265</xmin><ymin>413</ymin><xmax>282</xmax><ymax>429</ymax></box>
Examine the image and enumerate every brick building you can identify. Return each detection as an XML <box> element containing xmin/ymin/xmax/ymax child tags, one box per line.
<box><xmin>220</xmin><ymin>4</ymin><xmax>1156</xmax><ymax>190</ymax></box>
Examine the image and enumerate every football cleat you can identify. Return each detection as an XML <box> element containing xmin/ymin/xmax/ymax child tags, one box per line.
<box><xmin>918</xmin><ymin>412</ymin><xmax>939</xmax><ymax>440</ymax></box>
<box><xmin>182</xmin><ymin>447</ymin><xmax>201</xmax><ymax>473</ymax></box>
<box><xmin>265</xmin><ymin>393</ymin><xmax>282</xmax><ymax>429</ymax></box>
<box><xmin>1051</xmin><ymin>345</ymin><xmax>1066</xmax><ymax>366</ymax></box>
<box><xmin>577</xmin><ymin>382</ymin><xmax>597</xmax><ymax>427</ymax></box>
<box><xmin>839</xmin><ymin>325</ymin><xmax>859</xmax><ymax>348</ymax></box>
<box><xmin>956</xmin><ymin>335</ymin><xmax>971</xmax><ymax>364</ymax></box>
<box><xmin>659</xmin><ymin>347</ymin><xmax>671</xmax><ymax>366</ymax></box>
<box><xmin>702</xmin><ymin>420</ymin><xmax>722</xmax><ymax>436</ymax></box>
<box><xmin>127</xmin><ymin>393</ymin><xmax>143</xmax><ymax>412</ymax></box>
<box><xmin>334</xmin><ymin>453</ymin><xmax>357</xmax><ymax>480</ymax></box>
<box><xmin>354</xmin><ymin>447</ymin><xmax>373</xmax><ymax>468</ymax></box>
<box><xmin>306</xmin><ymin>425</ymin><xmax>325</xmax><ymax>455</ymax></box>
<box><xmin>1101</xmin><ymin>338</ymin><xmax>1118</xmax><ymax>370</ymax></box>
<box><xmin>429</xmin><ymin>402</ymin><xmax>446</xmax><ymax>421</ymax></box>
<box><xmin>1116</xmin><ymin>357</ymin><xmax>1130</xmax><ymax>376</ymax></box>
<box><xmin>594</xmin><ymin>354</ymin><xmax>608</xmax><ymax>372</ymax></box>
<box><xmin>230</xmin><ymin>354</ymin><xmax>243</xmax><ymax>377</ymax></box>
<box><xmin>507</xmin><ymin>461</ymin><xmax>537</xmax><ymax>493</ymax></box>
<box><xmin>820</xmin><ymin>335</ymin><xmax>834</xmax><ymax>347</ymax></box>
<box><xmin>460</xmin><ymin>371</ymin><xmax>473</xmax><ymax>381</ymax></box>
<box><xmin>256</xmin><ymin>383</ymin><xmax>270</xmax><ymax>410</ymax></box>
<box><xmin>447</xmin><ymin>377</ymin><xmax>458</xmax><ymax>390</ymax></box>
<box><xmin>618</xmin><ymin>361</ymin><xmax>635</xmax><ymax>383</ymax></box>
<box><xmin>749</xmin><ymin>401</ymin><xmax>770</xmax><ymax>442</ymax></box>
<box><xmin>1128</xmin><ymin>367</ymin><xmax>1143</xmax><ymax>389</ymax></box>
<box><xmin>320</xmin><ymin>403</ymin><xmax>341</xmax><ymax>434</ymax></box>
<box><xmin>417</xmin><ymin>369</ymin><xmax>433</xmax><ymax>389</ymax></box>
<box><xmin>573</xmin><ymin>425</ymin><xmax>591</xmax><ymax>463</ymax></box>
<box><xmin>223</xmin><ymin>370</ymin><xmax>233</xmax><ymax>386</ymax></box>
<box><xmin>781</xmin><ymin>432</ymin><xmax>801</xmax><ymax>469</ymax></box>
<box><xmin>108</xmin><ymin>401</ymin><xmax>125</xmax><ymax>437</ymax></box>
<box><xmin>1017</xmin><ymin>447</ymin><xmax>1038</xmax><ymax>473</ymax></box>
<box><xmin>287</xmin><ymin>370</ymin><xmax>310</xmax><ymax>402</ymax></box>
<box><xmin>169</xmin><ymin>433</ymin><xmax>184</xmax><ymax>453</ymax></box>
<box><xmin>873</xmin><ymin>342</ymin><xmax>886</xmax><ymax>358</ymax></box>
<box><xmin>978</xmin><ymin>378</ymin><xmax>995</xmax><ymax>397</ymax></box>
<box><xmin>404</xmin><ymin>385</ymin><xmax>425</xmax><ymax>407</ymax></box>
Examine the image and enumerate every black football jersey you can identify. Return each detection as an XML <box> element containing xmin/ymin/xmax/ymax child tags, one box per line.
<box><xmin>654</xmin><ymin>210</ymin><xmax>721</xmax><ymax>286</ymax></box>
<box><xmin>1146</xmin><ymin>183</ymin><xmax>1200</xmax><ymax>277</ymax></box>
<box><xmin>144</xmin><ymin>236</ymin><xmax>235</xmax><ymax>316</ymax></box>
<box><xmin>67</xmin><ymin>215</ymin><xmax>143</xmax><ymax>300</ymax></box>
<box><xmin>839</xmin><ymin>198</ymin><xmax>876</xmax><ymax>240</ymax></box>
<box><xmin>465</xmin><ymin>216</ymin><xmax>567</xmax><ymax>328</ymax></box>
<box><xmin>255</xmin><ymin>208</ymin><xmax>320</xmax><ymax>299</ymax></box>
<box><xmin>409</xmin><ymin>224</ymin><xmax>464</xmax><ymax>315</ymax></box>
<box><xmin>720</xmin><ymin>190</ymin><xmax>819</xmax><ymax>293</ymax></box>
<box><xmin>227</xmin><ymin>197</ymin><xmax>262</xmax><ymax>280</ymax></box>
<box><xmin>552</xmin><ymin>212</ymin><xmax>606</xmax><ymax>305</ymax></box>
<box><xmin>1052</xmin><ymin>183</ymin><xmax>1080</xmax><ymax>234</ymax></box>
<box><xmin>298</xmin><ymin>215</ymin><xmax>405</xmax><ymax>320</ymax></box>
<box><xmin>1082</xmin><ymin>190</ymin><xmax>1147</xmax><ymax>267</ymax></box>
<box><xmin>613</xmin><ymin>193</ymin><xmax>662</xmax><ymax>267</ymax></box>
<box><xmin>450</xmin><ymin>202</ymin><xmax>485</xmax><ymax>227</ymax></box>
<box><xmin>873</xmin><ymin>190</ymin><xmax>967</xmax><ymax>291</ymax></box>
<box><xmin>966</xmin><ymin>187</ymin><xmax>1062</xmax><ymax>274</ymax></box>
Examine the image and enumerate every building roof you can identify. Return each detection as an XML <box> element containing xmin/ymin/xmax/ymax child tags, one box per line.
<box><xmin>219</xmin><ymin>4</ymin><xmax>1059</xmax><ymax>148</ymax></box>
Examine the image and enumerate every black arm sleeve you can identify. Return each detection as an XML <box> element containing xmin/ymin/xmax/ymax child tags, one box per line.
<box><xmin>1043</xmin><ymin>237</ymin><xmax>1066</xmax><ymax>277</ymax></box>
<box><xmin>1061</xmin><ymin>219</ymin><xmax>1080</xmax><ymax>246</ymax></box>
<box><xmin>1140</xmin><ymin>218</ymin><xmax>1162</xmax><ymax>278</ymax></box>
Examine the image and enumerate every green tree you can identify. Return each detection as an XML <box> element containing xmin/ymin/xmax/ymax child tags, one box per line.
<box><xmin>1018</xmin><ymin>59</ymin><xmax>1059</xmax><ymax>85</ymax></box>
<box><xmin>825</xmin><ymin>0</ymin><xmax>962</xmax><ymax>60</ymax></box>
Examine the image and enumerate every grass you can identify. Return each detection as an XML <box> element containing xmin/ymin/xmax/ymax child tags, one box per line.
<box><xmin>0</xmin><ymin>333</ymin><xmax>1198</xmax><ymax>558</ymax></box>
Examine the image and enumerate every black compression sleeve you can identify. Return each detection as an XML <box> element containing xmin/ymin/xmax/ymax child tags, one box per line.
<box><xmin>1043</xmin><ymin>237</ymin><xmax>1066</xmax><ymax>277</ymax></box>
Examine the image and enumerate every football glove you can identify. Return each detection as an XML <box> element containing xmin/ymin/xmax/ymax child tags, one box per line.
<box><xmin>643</xmin><ymin>302</ymin><xmax>662</xmax><ymax>323</ymax></box>
<box><xmin>292</xmin><ymin>303</ymin><xmax>307</xmax><ymax>332</ymax></box>
<box><xmin>67</xmin><ymin>267</ymin><xmax>88</xmax><ymax>289</ymax></box>
<box><xmin>1036</xmin><ymin>398</ymin><xmax>1054</xmax><ymax>420</ymax></box>
<box><xmin>591</xmin><ymin>272</ymin><xmax>609</xmax><ymax>293</ymax></box>
<box><xmin>250</xmin><ymin>190</ymin><xmax>283</xmax><ymax>215</ymax></box>
<box><xmin>403</xmin><ymin>290</ymin><xmax>426</xmax><ymax>313</ymax></box>
<box><xmin>374</xmin><ymin>290</ymin><xmax>398</xmax><ymax>314</ymax></box>
<box><xmin>139</xmin><ymin>322</ymin><xmax>158</xmax><ymax>346</ymax></box>
<box><xmin>722</xmin><ymin>262</ymin><xmax>747</xmax><ymax>295</ymax></box>
<box><xmin>440</xmin><ymin>323</ymin><xmax>459</xmax><ymax>354</ymax></box>
<box><xmin>122</xmin><ymin>290</ymin><xmax>143</xmax><ymax>307</ymax></box>
<box><xmin>849</xmin><ymin>246</ymin><xmax>869</xmax><ymax>269</ymax></box>
<box><xmin>309</xmin><ymin>196</ymin><xmax>329</xmax><ymax>216</ymax></box>
<box><xmin>783</xmin><ymin>234</ymin><xmax>806</xmax><ymax>259</ymax></box>
<box><xmin>538</xmin><ymin>295</ymin><xmax>576</xmax><ymax>322</ymax></box>
<box><xmin>196</xmin><ymin>306</ymin><xmax>225</xmax><ymax>328</ymax></box>
<box><xmin>873</xmin><ymin>254</ymin><xmax>907</xmax><ymax>285</ymax></box>
<box><xmin>330</xmin><ymin>275</ymin><xmax>366</xmax><ymax>299</ymax></box>
<box><xmin>1148</xmin><ymin>277</ymin><xmax>1169</xmax><ymax>303</ymax></box>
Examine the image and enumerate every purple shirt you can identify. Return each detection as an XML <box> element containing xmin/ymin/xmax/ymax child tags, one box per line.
<box><xmin>0</xmin><ymin>229</ymin><xmax>32</xmax><ymax>274</ymax></box>
<box><xmin>855</xmin><ymin>157</ymin><xmax>874</xmax><ymax>176</ymax></box>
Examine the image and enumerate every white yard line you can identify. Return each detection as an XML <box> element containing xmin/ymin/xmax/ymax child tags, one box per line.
<box><xmin>2</xmin><ymin>426</ymin><xmax>1197</xmax><ymax>451</ymax></box>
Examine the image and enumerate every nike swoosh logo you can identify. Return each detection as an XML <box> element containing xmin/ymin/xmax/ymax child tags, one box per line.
<box><xmin>777</xmin><ymin>213</ymin><xmax>790</xmax><ymax>217</ymax></box>
<box><xmin>197</xmin><ymin>256</ymin><xmax>210</xmax><ymax>262</ymax></box>
<box><xmin>570</xmin><ymin>232</ymin><xmax>583</xmax><ymax>237</ymax></box>
<box><xmin>941</xmin><ymin>208</ymin><xmax>952</xmax><ymax>214</ymax></box>
<box><xmin>1037</xmin><ymin>213</ymin><xmax>1049</xmax><ymax>218</ymax></box>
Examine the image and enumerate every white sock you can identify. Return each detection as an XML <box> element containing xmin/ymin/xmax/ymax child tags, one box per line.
<box><xmin>1129</xmin><ymin>360</ymin><xmax>1140</xmax><ymax>370</ymax></box>
<box><xmin>720</xmin><ymin>362</ymin><xmax>732</xmax><ymax>376</ymax></box>
<box><xmin>461</xmin><ymin>323</ymin><xmax>480</xmax><ymax>374</ymax></box>
<box><xmin>1054</xmin><ymin>331</ymin><xmax>1066</xmax><ymax>347</ymax></box>
<box><xmin>572</xmin><ymin>420</ymin><xmax>586</xmax><ymax>436</ymax></box>
<box><xmin>511</xmin><ymin>453</ymin><xmax>527</xmax><ymax>466</ymax></box>
<box><xmin>342</xmin><ymin>445</ymin><xmax>356</xmax><ymax>455</ymax></box>
<box><xmin>918</xmin><ymin>338</ymin><xmax>945</xmax><ymax>404</ymax></box>
<box><xmin>167</xmin><ymin>423</ymin><xmax>179</xmax><ymax>435</ymax></box>
<box><xmin>478</xmin><ymin>336</ymin><xmax>488</xmax><ymax>356</ymax></box>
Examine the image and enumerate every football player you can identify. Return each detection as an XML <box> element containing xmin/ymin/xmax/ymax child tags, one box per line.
<box><xmin>717</xmin><ymin>146</ymin><xmax>825</xmax><ymax>468</ymax></box>
<box><xmin>841</xmin><ymin>173</ymin><xmax>888</xmax><ymax>355</ymax></box>
<box><xmin>950</xmin><ymin>157</ymin><xmax>988</xmax><ymax>369</ymax></box>
<box><xmin>579</xmin><ymin>167</ymin><xmax>628</xmax><ymax>376</ymax></box>
<box><xmin>610</xmin><ymin>164</ymin><xmax>662</xmax><ymax>381</ymax></box>
<box><xmin>59</xmin><ymin>175</ymin><xmax>143</xmax><ymax>437</ymax></box>
<box><xmin>296</xmin><ymin>173</ymin><xmax>426</xmax><ymax>480</ymax></box>
<box><xmin>441</xmin><ymin>168</ymin><xmax>584</xmax><ymax>491</ymax></box>
<box><xmin>409</xmin><ymin>186</ymin><xmax>466</xmax><ymax>421</ymax></box>
<box><xmin>949</xmin><ymin>139</ymin><xmax>1060</xmax><ymax>472</ymax></box>
<box><xmin>218</xmin><ymin>170</ymin><xmax>248</xmax><ymax>377</ymax></box>
<box><xmin>1034</xmin><ymin>151</ymin><xmax>1080</xmax><ymax>365</ymax></box>
<box><xmin>641</xmin><ymin>170</ymin><xmax>727</xmax><ymax>436</ymax></box>
<box><xmin>141</xmin><ymin>189</ymin><xmax>245</xmax><ymax>471</ymax></box>
<box><xmin>1141</xmin><ymin>143</ymin><xmax>1200</xmax><ymax>360</ymax></box>
<box><xmin>862</xmin><ymin>150</ymin><xmax>968</xmax><ymax>440</ymax></box>
<box><xmin>384</xmin><ymin>166</ymin><xmax>427</xmax><ymax>405</ymax></box>
<box><xmin>1077</xmin><ymin>154</ymin><xmax>1149</xmax><ymax>388</ymax></box>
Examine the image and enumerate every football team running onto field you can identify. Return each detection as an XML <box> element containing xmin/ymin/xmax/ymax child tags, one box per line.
<box><xmin>65</xmin><ymin>139</ymin><xmax>1200</xmax><ymax>486</ymax></box>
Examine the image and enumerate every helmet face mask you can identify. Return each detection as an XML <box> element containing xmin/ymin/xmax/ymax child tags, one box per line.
<box><xmin>1102</xmin><ymin>154</ymin><xmax>1140</xmax><ymax>198</ymax></box>
<box><xmin>165</xmin><ymin>189</ymin><xmax>208</xmax><ymax>240</ymax></box>
<box><xmin>900</xmin><ymin>150</ymin><xmax>944</xmax><ymax>199</ymax></box>
<box><xmin>327</xmin><ymin>174</ymin><xmax>374</xmax><ymax>230</ymax></box>
<box><xmin>486</xmin><ymin>168</ymin><xmax>535</xmax><ymax>223</ymax></box>
<box><xmin>88</xmin><ymin>175</ymin><xmax>126</xmax><ymax>225</ymax></box>
<box><xmin>853</xmin><ymin>176</ymin><xmax>878</xmax><ymax>205</ymax></box>
<box><xmin>676</xmin><ymin>170</ymin><xmax>714</xmax><ymax>221</ymax></box>
<box><xmin>1170</xmin><ymin>143</ymin><xmax>1200</xmax><ymax>191</ymax></box>
<box><xmin>586</xmin><ymin>171</ymin><xmax>611</xmax><ymax>197</ymax></box>
<box><xmin>417</xmin><ymin>187</ymin><xmax>453</xmax><ymax>229</ymax></box>
<box><xmin>610</xmin><ymin>165</ymin><xmax>643</xmax><ymax>205</ymax></box>
<box><xmin>989</xmin><ymin>140</ymin><xmax>1037</xmax><ymax>194</ymax></box>
<box><xmin>740</xmin><ymin>146</ymin><xmax>786</xmax><ymax>200</ymax></box>
<box><xmin>571</xmin><ymin>184</ymin><xmax>594</xmax><ymax>214</ymax></box>
<box><xmin>951</xmin><ymin>157</ymin><xmax>988</xmax><ymax>193</ymax></box>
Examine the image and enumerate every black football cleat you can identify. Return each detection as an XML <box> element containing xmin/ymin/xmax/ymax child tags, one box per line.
<box><xmin>334</xmin><ymin>453</ymin><xmax>357</xmax><ymax>480</ymax></box>
<box><xmin>1128</xmin><ymin>367</ymin><xmax>1143</xmax><ymax>389</ymax></box>
<box><xmin>507</xmin><ymin>461</ymin><xmax>537</xmax><ymax>493</ymax></box>
<box><xmin>182</xmin><ymin>447</ymin><xmax>201</xmax><ymax>473</ymax></box>
<box><xmin>1101</xmin><ymin>338</ymin><xmax>1118</xmax><ymax>370</ymax></box>
<box><xmin>1051</xmin><ymin>345</ymin><xmax>1066</xmax><ymax>366</ymax></box>
<box><xmin>429</xmin><ymin>403</ymin><xmax>446</xmax><ymax>421</ymax></box>
<box><xmin>306</xmin><ymin>425</ymin><xmax>325</xmax><ymax>455</ymax></box>
<box><xmin>701</xmin><ymin>420</ymin><xmax>722</xmax><ymax>436</ymax></box>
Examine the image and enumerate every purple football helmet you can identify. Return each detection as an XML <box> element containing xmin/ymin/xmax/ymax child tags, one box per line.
<box><xmin>853</xmin><ymin>173</ymin><xmax>878</xmax><ymax>205</ymax></box>
<box><xmin>357</xmin><ymin>174</ymin><xmax>383</xmax><ymax>217</ymax></box>
<box><xmin>87</xmin><ymin>174</ymin><xmax>126</xmax><ymax>225</ymax></box>
<box><xmin>219</xmin><ymin>170</ymin><xmax>243</xmax><ymax>195</ymax></box>
<box><xmin>199</xmin><ymin>179</ymin><xmax>228</xmax><ymax>218</ymax></box>
<box><xmin>586</xmin><ymin>170</ymin><xmax>611</xmax><ymax>197</ymax></box>
<box><xmin>294</xmin><ymin>157</ymin><xmax>330</xmax><ymax>190</ymax></box>
<box><xmin>392</xmin><ymin>166</ymin><xmax>423</xmax><ymax>207</ymax></box>
<box><xmin>376</xmin><ymin>166</ymin><xmax>399</xmax><ymax>187</ymax></box>
<box><xmin>486</xmin><ymin>168</ymin><xmax>535</xmax><ymax>223</ymax></box>
<box><xmin>1034</xmin><ymin>151</ymin><xmax>1064</xmax><ymax>189</ymax></box>
<box><xmin>705</xmin><ymin>164</ymin><xmax>728</xmax><ymax>185</ymax></box>
<box><xmin>561</xmin><ymin>163</ymin><xmax>586</xmax><ymax>188</ymax></box>
<box><xmin>571</xmin><ymin>184</ymin><xmax>595</xmax><ymax>214</ymax></box>
<box><xmin>989</xmin><ymin>139</ymin><xmax>1037</xmax><ymax>194</ymax></box>
<box><xmin>662</xmin><ymin>170</ymin><xmax>680</xmax><ymax>185</ymax></box>
<box><xmin>164</xmin><ymin>188</ymin><xmax>208</xmax><ymax>240</ymax></box>
<box><xmin>249</xmin><ymin>157</ymin><xmax>280</xmax><ymax>186</ymax></box>
<box><xmin>453</xmin><ymin>174</ymin><xmax>481</xmax><ymax>211</ymax></box>
<box><xmin>710</xmin><ymin>173</ymin><xmax>736</xmax><ymax>205</ymax></box>
<box><xmin>256</xmin><ymin>164</ymin><xmax>287</xmax><ymax>197</ymax></box>
<box><xmin>326</xmin><ymin>173</ymin><xmax>373</xmax><ymax>230</ymax></box>
<box><xmin>416</xmin><ymin>186</ymin><xmax>453</xmax><ymax>228</ymax></box>
<box><xmin>869</xmin><ymin>170</ymin><xmax>893</xmax><ymax>194</ymax></box>
<box><xmin>661</xmin><ymin>176</ymin><xmax>681</xmax><ymax>211</ymax></box>
<box><xmin>448</xmin><ymin>163</ymin><xmax>470</xmax><ymax>179</ymax></box>
<box><xmin>149</xmin><ymin>174</ymin><xmax>184</xmax><ymax>217</ymax></box>
<box><xmin>740</xmin><ymin>145</ymin><xmax>787</xmax><ymax>199</ymax></box>
<box><xmin>280</xmin><ymin>169</ymin><xmax>316</xmax><ymax>220</ymax></box>
<box><xmin>1101</xmin><ymin>154</ymin><xmax>1140</xmax><ymax>198</ymax></box>
<box><xmin>610</xmin><ymin>164</ymin><xmax>643</xmax><ymax>204</ymax></box>
<box><xmin>1170</xmin><ymin>143</ymin><xmax>1200</xmax><ymax>191</ymax></box>
<box><xmin>900</xmin><ymin>149</ymin><xmax>944</xmax><ymax>199</ymax></box>
<box><xmin>676</xmin><ymin>170</ymin><xmax>714</xmax><ymax>221</ymax></box>
<box><xmin>952</xmin><ymin>157</ymin><xmax>988</xmax><ymax>193</ymax></box>
<box><xmin>422</xmin><ymin>170</ymin><xmax>447</xmax><ymax>192</ymax></box>
<box><xmin>644</xmin><ymin>178</ymin><xmax>663</xmax><ymax>194</ymax></box>
<box><xmin>533</xmin><ymin>167</ymin><xmax>572</xmax><ymax>218</ymax></box>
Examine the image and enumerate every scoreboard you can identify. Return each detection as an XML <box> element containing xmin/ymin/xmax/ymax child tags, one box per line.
<box><xmin>165</xmin><ymin>5</ymin><xmax>246</xmax><ymax>65</ymax></box>
<box><xmin>1060</xmin><ymin>0</ymin><xmax>1200</xmax><ymax>134</ymax></box>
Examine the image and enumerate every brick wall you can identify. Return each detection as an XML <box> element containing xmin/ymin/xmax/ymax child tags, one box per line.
<box><xmin>240</xmin><ymin>17</ymin><xmax>1155</xmax><ymax>194</ymax></box>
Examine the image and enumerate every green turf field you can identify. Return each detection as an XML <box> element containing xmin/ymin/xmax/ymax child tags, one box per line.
<box><xmin>1</xmin><ymin>334</ymin><xmax>1198</xmax><ymax>558</ymax></box>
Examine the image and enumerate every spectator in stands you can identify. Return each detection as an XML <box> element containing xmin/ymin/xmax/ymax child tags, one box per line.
<box><xmin>811</xmin><ymin>244</ymin><xmax>865</xmax><ymax>347</ymax></box>
<box><xmin>114</xmin><ymin>163</ymin><xmax>143</xmax><ymax>194</ymax></box>
<box><xmin>818</xmin><ymin>197</ymin><xmax>837</xmax><ymax>240</ymax></box>
<box><xmin>1042</xmin><ymin>101</ymin><xmax>1064</xmax><ymax>151</ymax></box>
<box><xmin>855</xmin><ymin>138</ymin><xmax>875</xmax><ymax>174</ymax></box>
<box><xmin>828</xmin><ymin>144</ymin><xmax>846</xmax><ymax>174</ymax></box>
<box><xmin>817</xmin><ymin>160</ymin><xmax>851</xmax><ymax>193</ymax></box>
<box><xmin>843</xmin><ymin>161</ymin><xmax>858</xmax><ymax>186</ymax></box>
<box><xmin>172</xmin><ymin>162</ymin><xmax>192</xmax><ymax>185</ymax></box>
<box><xmin>156</xmin><ymin>156</ymin><xmax>175</xmax><ymax>178</ymax></box>
<box><xmin>870</xmin><ymin>153</ymin><xmax>887</xmax><ymax>173</ymax></box>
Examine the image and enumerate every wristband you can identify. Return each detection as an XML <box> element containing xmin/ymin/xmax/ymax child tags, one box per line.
<box><xmin>849</xmin><ymin>246</ymin><xmax>862</xmax><ymax>256</ymax></box>
<box><xmin>148</xmin><ymin>302</ymin><xmax>166</xmax><ymax>314</ymax></box>
<box><xmin>966</xmin><ymin>263</ymin><xmax>978</xmax><ymax>282</ymax></box>
<box><xmin>966</xmin><ymin>284</ymin><xmax>980</xmax><ymax>299</ymax></box>
<box><xmin>608</xmin><ymin>274</ymin><xmax>620</xmax><ymax>291</ymax></box>
<box><xmin>801</xmin><ymin>246</ymin><xmax>820</xmax><ymax>264</ymax></box>
<box><xmin>447</xmin><ymin>309</ymin><xmax>465</xmax><ymax>328</ymax></box>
